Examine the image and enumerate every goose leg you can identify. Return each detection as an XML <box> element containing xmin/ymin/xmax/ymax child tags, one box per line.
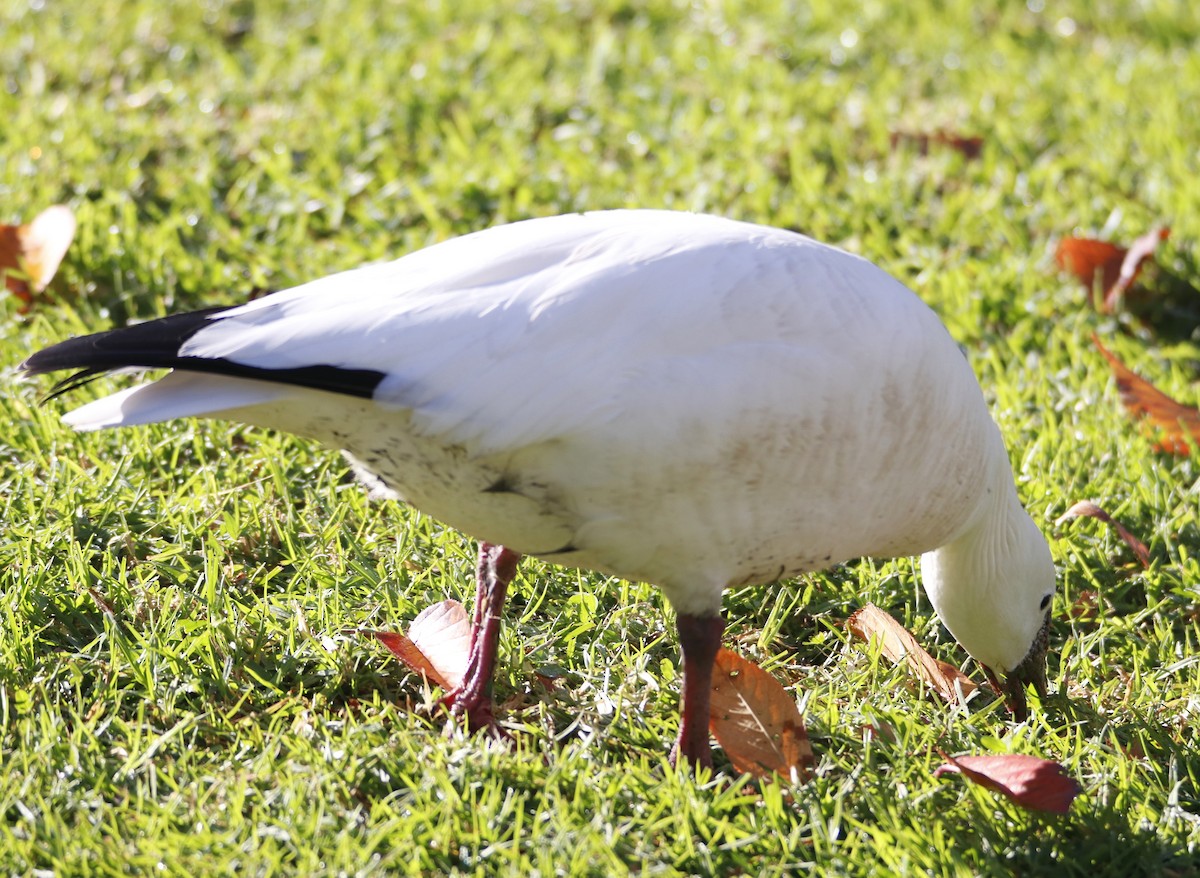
<box><xmin>440</xmin><ymin>542</ymin><xmax>521</xmax><ymax>734</ymax></box>
<box><xmin>672</xmin><ymin>612</ymin><xmax>726</xmax><ymax>769</ymax></box>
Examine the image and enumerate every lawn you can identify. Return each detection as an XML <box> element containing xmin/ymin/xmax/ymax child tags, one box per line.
<box><xmin>2</xmin><ymin>0</ymin><xmax>1200</xmax><ymax>874</ymax></box>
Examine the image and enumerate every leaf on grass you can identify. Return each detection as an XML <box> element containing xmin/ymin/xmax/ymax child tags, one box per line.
<box><xmin>0</xmin><ymin>205</ymin><xmax>76</xmax><ymax>304</ymax></box>
<box><xmin>861</xmin><ymin>720</ymin><xmax>897</xmax><ymax>743</ymax></box>
<box><xmin>847</xmin><ymin>603</ymin><xmax>979</xmax><ymax>703</ymax></box>
<box><xmin>1093</xmin><ymin>334</ymin><xmax>1200</xmax><ymax>454</ymax></box>
<box><xmin>369</xmin><ymin>599</ymin><xmax>471</xmax><ymax>691</ymax></box>
<box><xmin>708</xmin><ymin>648</ymin><xmax>813</xmax><ymax>781</ymax></box>
<box><xmin>889</xmin><ymin>129</ymin><xmax>984</xmax><ymax>159</ymax></box>
<box><xmin>1055</xmin><ymin>500</ymin><xmax>1151</xmax><ymax>568</ymax></box>
<box><xmin>1055</xmin><ymin>237</ymin><xmax>1123</xmax><ymax>300</ymax></box>
<box><xmin>1066</xmin><ymin>589</ymin><xmax>1101</xmax><ymax>622</ymax></box>
<box><xmin>534</xmin><ymin>664</ymin><xmax>568</xmax><ymax>690</ymax></box>
<box><xmin>934</xmin><ymin>752</ymin><xmax>1081</xmax><ymax>814</ymax></box>
<box><xmin>87</xmin><ymin>587</ymin><xmax>117</xmax><ymax>619</ymax></box>
<box><xmin>1111</xmin><ymin>227</ymin><xmax>1170</xmax><ymax>306</ymax></box>
<box><xmin>1055</xmin><ymin>227</ymin><xmax>1169</xmax><ymax>311</ymax></box>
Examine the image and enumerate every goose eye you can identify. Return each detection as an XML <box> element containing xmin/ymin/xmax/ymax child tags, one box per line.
<box><xmin>1039</xmin><ymin>594</ymin><xmax>1052</xmax><ymax>610</ymax></box>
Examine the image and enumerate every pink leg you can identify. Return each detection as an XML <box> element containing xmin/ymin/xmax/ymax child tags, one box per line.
<box><xmin>440</xmin><ymin>543</ymin><xmax>521</xmax><ymax>734</ymax></box>
<box><xmin>671</xmin><ymin>612</ymin><xmax>726</xmax><ymax>769</ymax></box>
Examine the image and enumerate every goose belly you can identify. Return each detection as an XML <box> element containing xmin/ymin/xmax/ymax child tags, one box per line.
<box><xmin>219</xmin><ymin>344</ymin><xmax>992</xmax><ymax>616</ymax></box>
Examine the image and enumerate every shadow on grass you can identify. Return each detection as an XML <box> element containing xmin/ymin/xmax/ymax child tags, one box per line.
<box><xmin>973</xmin><ymin>805</ymin><xmax>1199</xmax><ymax>877</ymax></box>
<box><xmin>1123</xmin><ymin>266</ymin><xmax>1200</xmax><ymax>345</ymax></box>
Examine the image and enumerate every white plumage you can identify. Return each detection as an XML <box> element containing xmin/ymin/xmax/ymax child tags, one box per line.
<box><xmin>25</xmin><ymin>210</ymin><xmax>1055</xmax><ymax>766</ymax></box>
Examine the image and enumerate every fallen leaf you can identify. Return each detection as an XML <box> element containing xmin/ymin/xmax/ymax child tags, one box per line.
<box><xmin>1093</xmin><ymin>335</ymin><xmax>1200</xmax><ymax>454</ymax></box>
<box><xmin>533</xmin><ymin>663</ymin><xmax>568</xmax><ymax>690</ymax></box>
<box><xmin>1120</xmin><ymin>739</ymin><xmax>1147</xmax><ymax>761</ymax></box>
<box><xmin>1056</xmin><ymin>228</ymin><xmax>1169</xmax><ymax>311</ymax></box>
<box><xmin>0</xmin><ymin>205</ymin><xmax>76</xmax><ymax>305</ymax></box>
<box><xmin>1110</xmin><ymin>228</ymin><xmax>1170</xmax><ymax>308</ymax></box>
<box><xmin>861</xmin><ymin>720</ymin><xmax>897</xmax><ymax>743</ymax></box>
<box><xmin>1055</xmin><ymin>500</ymin><xmax>1151</xmax><ymax>568</ymax></box>
<box><xmin>889</xmin><ymin>129</ymin><xmax>984</xmax><ymax>160</ymax></box>
<box><xmin>87</xmin><ymin>587</ymin><xmax>117</xmax><ymax>619</ymax></box>
<box><xmin>934</xmin><ymin>752</ymin><xmax>1082</xmax><ymax>814</ymax></box>
<box><xmin>1056</xmin><ymin>237</ymin><xmax>1123</xmax><ymax>301</ymax></box>
<box><xmin>1066</xmin><ymin>589</ymin><xmax>1101</xmax><ymax>622</ymax></box>
<box><xmin>369</xmin><ymin>599</ymin><xmax>471</xmax><ymax>691</ymax></box>
<box><xmin>847</xmin><ymin>603</ymin><xmax>979</xmax><ymax>703</ymax></box>
<box><xmin>708</xmin><ymin>648</ymin><xmax>813</xmax><ymax>781</ymax></box>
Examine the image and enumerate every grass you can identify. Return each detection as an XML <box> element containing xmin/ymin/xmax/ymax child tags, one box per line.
<box><xmin>2</xmin><ymin>0</ymin><xmax>1200</xmax><ymax>873</ymax></box>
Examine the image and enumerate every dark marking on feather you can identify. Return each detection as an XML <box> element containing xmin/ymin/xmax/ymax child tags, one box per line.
<box><xmin>21</xmin><ymin>306</ymin><xmax>386</xmax><ymax>401</ymax></box>
<box><xmin>483</xmin><ymin>475</ymin><xmax>518</xmax><ymax>495</ymax></box>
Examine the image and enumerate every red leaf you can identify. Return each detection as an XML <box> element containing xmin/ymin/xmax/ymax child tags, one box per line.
<box><xmin>847</xmin><ymin>603</ymin><xmax>979</xmax><ymax>703</ymax></box>
<box><xmin>369</xmin><ymin>599</ymin><xmax>471</xmax><ymax>691</ymax></box>
<box><xmin>1093</xmin><ymin>335</ymin><xmax>1200</xmax><ymax>455</ymax></box>
<box><xmin>0</xmin><ymin>205</ymin><xmax>76</xmax><ymax>305</ymax></box>
<box><xmin>1055</xmin><ymin>500</ymin><xmax>1151</xmax><ymax>568</ymax></box>
<box><xmin>934</xmin><ymin>752</ymin><xmax>1082</xmax><ymax>814</ymax></box>
<box><xmin>708</xmin><ymin>648</ymin><xmax>814</xmax><ymax>781</ymax></box>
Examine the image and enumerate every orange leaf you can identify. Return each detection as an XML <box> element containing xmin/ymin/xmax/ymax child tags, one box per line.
<box><xmin>370</xmin><ymin>599</ymin><xmax>471</xmax><ymax>691</ymax></box>
<box><xmin>1093</xmin><ymin>335</ymin><xmax>1200</xmax><ymax>454</ymax></box>
<box><xmin>1055</xmin><ymin>500</ymin><xmax>1151</xmax><ymax>568</ymax></box>
<box><xmin>934</xmin><ymin>752</ymin><xmax>1082</xmax><ymax>814</ymax></box>
<box><xmin>1108</xmin><ymin>227</ymin><xmax>1169</xmax><ymax>308</ymax></box>
<box><xmin>708</xmin><ymin>648</ymin><xmax>813</xmax><ymax>781</ymax></box>
<box><xmin>1055</xmin><ymin>228</ymin><xmax>1168</xmax><ymax>311</ymax></box>
<box><xmin>1055</xmin><ymin>237</ymin><xmax>1124</xmax><ymax>301</ymax></box>
<box><xmin>0</xmin><ymin>205</ymin><xmax>76</xmax><ymax>304</ymax></box>
<box><xmin>847</xmin><ymin>603</ymin><xmax>979</xmax><ymax>703</ymax></box>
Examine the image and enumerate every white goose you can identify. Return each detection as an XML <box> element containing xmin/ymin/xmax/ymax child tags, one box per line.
<box><xmin>22</xmin><ymin>210</ymin><xmax>1055</xmax><ymax>768</ymax></box>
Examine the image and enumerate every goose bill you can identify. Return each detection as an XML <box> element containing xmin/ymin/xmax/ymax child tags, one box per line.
<box><xmin>981</xmin><ymin>612</ymin><xmax>1050</xmax><ymax>721</ymax></box>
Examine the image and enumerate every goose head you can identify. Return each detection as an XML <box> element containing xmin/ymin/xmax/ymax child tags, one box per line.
<box><xmin>920</xmin><ymin>490</ymin><xmax>1056</xmax><ymax>720</ymax></box>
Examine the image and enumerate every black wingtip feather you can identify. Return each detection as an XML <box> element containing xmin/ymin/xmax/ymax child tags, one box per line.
<box><xmin>20</xmin><ymin>307</ymin><xmax>231</xmax><ymax>376</ymax></box>
<box><xmin>42</xmin><ymin>367</ymin><xmax>112</xmax><ymax>401</ymax></box>
<box><xmin>22</xmin><ymin>305</ymin><xmax>387</xmax><ymax>401</ymax></box>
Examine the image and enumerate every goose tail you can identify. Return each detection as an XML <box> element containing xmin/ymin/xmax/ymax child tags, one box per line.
<box><xmin>21</xmin><ymin>306</ymin><xmax>382</xmax><ymax>430</ymax></box>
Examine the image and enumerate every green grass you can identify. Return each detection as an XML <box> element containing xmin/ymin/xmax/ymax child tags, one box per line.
<box><xmin>3</xmin><ymin>0</ymin><xmax>1200</xmax><ymax>874</ymax></box>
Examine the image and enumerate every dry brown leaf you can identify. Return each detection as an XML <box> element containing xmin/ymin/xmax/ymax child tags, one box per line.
<box><xmin>708</xmin><ymin>648</ymin><xmax>813</xmax><ymax>781</ymax></box>
<box><xmin>1110</xmin><ymin>227</ymin><xmax>1170</xmax><ymax>307</ymax></box>
<box><xmin>861</xmin><ymin>720</ymin><xmax>897</xmax><ymax>743</ymax></box>
<box><xmin>889</xmin><ymin>129</ymin><xmax>984</xmax><ymax>160</ymax></box>
<box><xmin>0</xmin><ymin>205</ymin><xmax>76</xmax><ymax>305</ymax></box>
<box><xmin>1056</xmin><ymin>500</ymin><xmax>1151</xmax><ymax>568</ymax></box>
<box><xmin>1066</xmin><ymin>589</ymin><xmax>1102</xmax><ymax>622</ymax></box>
<box><xmin>370</xmin><ymin>599</ymin><xmax>471</xmax><ymax>691</ymax></box>
<box><xmin>847</xmin><ymin>603</ymin><xmax>979</xmax><ymax>703</ymax></box>
<box><xmin>1055</xmin><ymin>228</ymin><xmax>1168</xmax><ymax>311</ymax></box>
<box><xmin>1056</xmin><ymin>237</ymin><xmax>1124</xmax><ymax>301</ymax></box>
<box><xmin>934</xmin><ymin>752</ymin><xmax>1082</xmax><ymax>814</ymax></box>
<box><xmin>1093</xmin><ymin>335</ymin><xmax>1200</xmax><ymax>455</ymax></box>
